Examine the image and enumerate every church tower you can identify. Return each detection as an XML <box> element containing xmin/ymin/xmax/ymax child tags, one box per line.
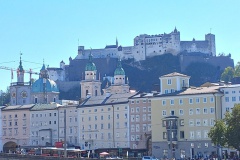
<box><xmin>80</xmin><ymin>53</ymin><xmax>101</xmax><ymax>99</ymax></box>
<box><xmin>17</xmin><ymin>55</ymin><xmax>24</xmax><ymax>84</ymax></box>
<box><xmin>103</xmin><ymin>58</ymin><xmax>130</xmax><ymax>94</ymax></box>
<box><xmin>10</xmin><ymin>55</ymin><xmax>31</xmax><ymax>105</ymax></box>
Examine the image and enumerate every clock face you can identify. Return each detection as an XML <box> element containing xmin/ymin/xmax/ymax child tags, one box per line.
<box><xmin>21</xmin><ymin>91</ymin><xmax>27</xmax><ymax>98</ymax></box>
<box><xmin>12</xmin><ymin>92</ymin><xmax>16</xmax><ymax>98</ymax></box>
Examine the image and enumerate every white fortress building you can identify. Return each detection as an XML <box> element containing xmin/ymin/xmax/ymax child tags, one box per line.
<box><xmin>75</xmin><ymin>27</ymin><xmax>216</xmax><ymax>61</ymax></box>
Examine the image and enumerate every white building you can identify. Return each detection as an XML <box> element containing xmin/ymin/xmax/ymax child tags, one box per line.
<box><xmin>75</xmin><ymin>28</ymin><xmax>215</xmax><ymax>62</ymax></box>
<box><xmin>219</xmin><ymin>84</ymin><xmax>240</xmax><ymax>118</ymax></box>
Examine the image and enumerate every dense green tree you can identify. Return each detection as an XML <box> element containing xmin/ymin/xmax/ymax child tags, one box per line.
<box><xmin>221</xmin><ymin>67</ymin><xmax>234</xmax><ymax>83</ymax></box>
<box><xmin>234</xmin><ymin>62</ymin><xmax>240</xmax><ymax>77</ymax></box>
<box><xmin>0</xmin><ymin>87</ymin><xmax>10</xmax><ymax>106</ymax></box>
<box><xmin>208</xmin><ymin>120</ymin><xmax>227</xmax><ymax>147</ymax></box>
<box><xmin>225</xmin><ymin>104</ymin><xmax>240</xmax><ymax>151</ymax></box>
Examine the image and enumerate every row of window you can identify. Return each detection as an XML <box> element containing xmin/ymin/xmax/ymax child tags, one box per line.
<box><xmin>225</xmin><ymin>96</ymin><xmax>240</xmax><ymax>102</ymax></box>
<box><xmin>31</xmin><ymin>120</ymin><xmax>57</xmax><ymax>126</ymax></box>
<box><xmin>131</xmin><ymin>114</ymin><xmax>151</xmax><ymax>122</ymax></box>
<box><xmin>162</xmin><ymin>130</ymin><xmax>209</xmax><ymax>140</ymax></box>
<box><xmin>82</xmin><ymin>122</ymin><xmax>128</xmax><ymax>130</ymax></box>
<box><xmin>31</xmin><ymin>112</ymin><xmax>57</xmax><ymax>118</ymax></box>
<box><xmin>81</xmin><ymin>132</ymin><xmax>128</xmax><ymax>140</ymax></box>
<box><xmin>130</xmin><ymin>107</ymin><xmax>151</xmax><ymax>113</ymax></box>
<box><xmin>161</xmin><ymin>97</ymin><xmax>214</xmax><ymax>106</ymax></box>
<box><xmin>131</xmin><ymin>124</ymin><xmax>152</xmax><ymax>132</ymax></box>
<box><xmin>81</xmin><ymin>106</ymin><xmax>127</xmax><ymax>113</ymax></box>
<box><xmin>2</xmin><ymin>128</ymin><xmax>27</xmax><ymax>136</ymax></box>
<box><xmin>3</xmin><ymin>114</ymin><xmax>26</xmax><ymax>119</ymax></box>
<box><xmin>82</xmin><ymin>114</ymin><xmax>127</xmax><ymax>122</ymax></box>
<box><xmin>130</xmin><ymin>99</ymin><xmax>151</xmax><ymax>104</ymax></box>
<box><xmin>224</xmin><ymin>90</ymin><xmax>240</xmax><ymax>94</ymax></box>
<box><xmin>162</xmin><ymin>107</ymin><xmax>215</xmax><ymax>116</ymax></box>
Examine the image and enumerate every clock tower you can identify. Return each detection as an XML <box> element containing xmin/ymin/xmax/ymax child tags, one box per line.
<box><xmin>10</xmin><ymin>55</ymin><xmax>31</xmax><ymax>105</ymax></box>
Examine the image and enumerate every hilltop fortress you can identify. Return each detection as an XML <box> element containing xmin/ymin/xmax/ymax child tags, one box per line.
<box><xmin>76</xmin><ymin>27</ymin><xmax>216</xmax><ymax>61</ymax></box>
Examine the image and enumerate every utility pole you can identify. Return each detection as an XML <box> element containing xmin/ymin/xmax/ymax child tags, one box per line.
<box><xmin>64</xmin><ymin>109</ymin><xmax>67</xmax><ymax>158</ymax></box>
<box><xmin>112</xmin><ymin>105</ymin><xmax>115</xmax><ymax>148</ymax></box>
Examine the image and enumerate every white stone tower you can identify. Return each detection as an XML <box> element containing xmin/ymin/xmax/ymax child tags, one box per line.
<box><xmin>80</xmin><ymin>53</ymin><xmax>102</xmax><ymax>99</ymax></box>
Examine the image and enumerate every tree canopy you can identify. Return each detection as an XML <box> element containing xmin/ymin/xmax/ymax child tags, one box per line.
<box><xmin>221</xmin><ymin>62</ymin><xmax>240</xmax><ymax>83</ymax></box>
<box><xmin>209</xmin><ymin>104</ymin><xmax>240</xmax><ymax>151</ymax></box>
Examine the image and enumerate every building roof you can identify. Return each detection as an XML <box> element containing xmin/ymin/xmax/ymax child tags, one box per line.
<box><xmin>79</xmin><ymin>92</ymin><xmax>137</xmax><ymax>108</ymax></box>
<box><xmin>30</xmin><ymin>103</ymin><xmax>62</xmax><ymax>111</ymax></box>
<box><xmin>2</xmin><ymin>104</ymin><xmax>35</xmax><ymax>111</ymax></box>
<box><xmin>160</xmin><ymin>72</ymin><xmax>189</xmax><ymax>78</ymax></box>
<box><xmin>31</xmin><ymin>78</ymin><xmax>59</xmax><ymax>93</ymax></box>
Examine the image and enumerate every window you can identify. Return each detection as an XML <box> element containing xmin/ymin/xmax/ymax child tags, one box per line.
<box><xmin>190</xmin><ymin>131</ymin><xmax>194</xmax><ymax>139</ymax></box>
<box><xmin>131</xmin><ymin>100</ymin><xmax>134</xmax><ymax>104</ymax></box>
<box><xmin>196</xmin><ymin>108</ymin><xmax>200</xmax><ymax>114</ymax></box>
<box><xmin>101</xmin><ymin>115</ymin><xmax>103</xmax><ymax>120</ymax></box>
<box><xmin>203</xmin><ymin>108</ymin><xmax>208</xmax><ymax>114</ymax></box>
<box><xmin>148</xmin><ymin>107</ymin><xmax>151</xmax><ymax>112</ymax></box>
<box><xmin>170</xmin><ymin>110</ymin><xmax>175</xmax><ymax>116</ymax></box>
<box><xmin>203</xmin><ymin>97</ymin><xmax>207</xmax><ymax>103</ymax></box>
<box><xmin>226</xmin><ymin>107</ymin><xmax>230</xmax><ymax>112</ymax></box>
<box><xmin>210</xmin><ymin>118</ymin><xmax>214</xmax><ymax>126</ymax></box>
<box><xmin>203</xmin><ymin>119</ymin><xmax>208</xmax><ymax>126</ymax></box>
<box><xmin>136</xmin><ymin>115</ymin><xmax>140</xmax><ymax>122</ymax></box>
<box><xmin>189</xmin><ymin>120</ymin><xmax>194</xmax><ymax>126</ymax></box>
<box><xmin>143</xmin><ymin>107</ymin><xmax>146</xmax><ymax>112</ymax></box>
<box><xmin>196</xmin><ymin>119</ymin><xmax>201</xmax><ymax>126</ymax></box>
<box><xmin>136</xmin><ymin>100</ymin><xmax>139</xmax><ymax>104</ymax></box>
<box><xmin>54</xmin><ymin>113</ymin><xmax>56</xmax><ymax>116</ymax></box>
<box><xmin>196</xmin><ymin>131</ymin><xmax>201</xmax><ymax>139</ymax></box>
<box><xmin>204</xmin><ymin>130</ymin><xmax>209</xmax><ymax>138</ymax></box>
<box><xmin>131</xmin><ymin>125</ymin><xmax>135</xmax><ymax>132</ymax></box>
<box><xmin>170</xmin><ymin>99</ymin><xmax>174</xmax><ymax>105</ymax></box>
<box><xmin>196</xmin><ymin>98</ymin><xmax>200</xmax><ymax>103</ymax></box>
<box><xmin>210</xmin><ymin>97</ymin><xmax>214</xmax><ymax>103</ymax></box>
<box><xmin>179</xmin><ymin>99</ymin><xmax>183</xmax><ymax>105</ymax></box>
<box><xmin>131</xmin><ymin>108</ymin><xmax>134</xmax><ymax>113</ymax></box>
<box><xmin>162</xmin><ymin>100</ymin><xmax>166</xmax><ymax>106</ymax></box>
<box><xmin>49</xmin><ymin>113</ymin><xmax>52</xmax><ymax>117</ymax></box>
<box><xmin>162</xmin><ymin>120</ymin><xmax>166</xmax><ymax>127</ymax></box>
<box><xmin>136</xmin><ymin>107</ymin><xmax>140</xmax><ymax>112</ymax></box>
<box><xmin>163</xmin><ymin>132</ymin><xmax>167</xmax><ymax>139</ymax></box>
<box><xmin>232</xmin><ymin>97</ymin><xmax>236</xmax><ymax>102</ymax></box>
<box><xmin>167</xmin><ymin>79</ymin><xmax>172</xmax><ymax>85</ymax></box>
<box><xmin>176</xmin><ymin>119</ymin><xmax>183</xmax><ymax>127</ymax></box>
<box><xmin>179</xmin><ymin>109</ymin><xmax>184</xmax><ymax>115</ymax></box>
<box><xmin>232</xmin><ymin>90</ymin><xmax>236</xmax><ymax>94</ymax></box>
<box><xmin>164</xmin><ymin>90</ymin><xmax>169</xmax><ymax>94</ymax></box>
<box><xmin>189</xmin><ymin>108</ymin><xmax>193</xmax><ymax>115</ymax></box>
<box><xmin>95</xmin><ymin>116</ymin><xmax>97</xmax><ymax>120</ymax></box>
<box><xmin>225</xmin><ymin>97</ymin><xmax>229</xmax><ymax>102</ymax></box>
<box><xmin>162</xmin><ymin>110</ymin><xmax>167</xmax><ymax>116</ymax></box>
<box><xmin>210</xmin><ymin>107</ymin><xmax>215</xmax><ymax>114</ymax></box>
<box><xmin>189</xmin><ymin>98</ymin><xmax>193</xmax><ymax>104</ymax></box>
<box><xmin>180</xmin><ymin>131</ymin><xmax>185</xmax><ymax>139</ymax></box>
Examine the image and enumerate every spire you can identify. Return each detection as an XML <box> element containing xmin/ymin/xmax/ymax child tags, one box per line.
<box><xmin>40</xmin><ymin>59</ymin><xmax>49</xmax><ymax>79</ymax></box>
<box><xmin>174</xmin><ymin>26</ymin><xmax>178</xmax><ymax>33</ymax></box>
<box><xmin>18</xmin><ymin>52</ymin><xmax>24</xmax><ymax>72</ymax></box>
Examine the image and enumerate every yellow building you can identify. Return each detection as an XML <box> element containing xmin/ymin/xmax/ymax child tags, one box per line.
<box><xmin>151</xmin><ymin>72</ymin><xmax>223</xmax><ymax>159</ymax></box>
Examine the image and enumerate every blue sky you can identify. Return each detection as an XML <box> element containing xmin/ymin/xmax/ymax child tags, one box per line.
<box><xmin>0</xmin><ymin>0</ymin><xmax>239</xmax><ymax>91</ymax></box>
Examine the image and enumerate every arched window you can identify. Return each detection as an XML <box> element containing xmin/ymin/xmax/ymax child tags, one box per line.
<box><xmin>95</xmin><ymin>90</ymin><xmax>97</xmax><ymax>96</ymax></box>
<box><xmin>86</xmin><ymin>90</ymin><xmax>89</xmax><ymax>96</ymax></box>
<box><xmin>53</xmin><ymin>97</ymin><xmax>56</xmax><ymax>102</ymax></box>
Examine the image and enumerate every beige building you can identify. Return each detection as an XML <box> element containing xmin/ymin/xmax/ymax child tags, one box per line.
<box><xmin>1</xmin><ymin>104</ymin><xmax>34</xmax><ymax>152</ymax></box>
<box><xmin>128</xmin><ymin>93</ymin><xmax>155</xmax><ymax>156</ymax></box>
<box><xmin>58</xmin><ymin>104</ymin><xmax>79</xmax><ymax>147</ymax></box>
<box><xmin>78</xmin><ymin>92</ymin><xmax>135</xmax><ymax>153</ymax></box>
<box><xmin>30</xmin><ymin>103</ymin><xmax>61</xmax><ymax>147</ymax></box>
<box><xmin>151</xmin><ymin>72</ymin><xmax>223</xmax><ymax>159</ymax></box>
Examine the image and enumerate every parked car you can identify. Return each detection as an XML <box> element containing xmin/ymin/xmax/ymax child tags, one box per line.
<box><xmin>142</xmin><ymin>156</ymin><xmax>158</xmax><ymax>160</ymax></box>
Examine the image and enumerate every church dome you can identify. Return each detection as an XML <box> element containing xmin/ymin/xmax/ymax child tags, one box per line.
<box><xmin>114</xmin><ymin>59</ymin><xmax>125</xmax><ymax>75</ymax></box>
<box><xmin>85</xmin><ymin>53</ymin><xmax>96</xmax><ymax>71</ymax></box>
<box><xmin>31</xmin><ymin>78</ymin><xmax>59</xmax><ymax>93</ymax></box>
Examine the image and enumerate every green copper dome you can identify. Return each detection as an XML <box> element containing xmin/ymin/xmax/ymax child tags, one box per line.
<box><xmin>85</xmin><ymin>53</ymin><xmax>96</xmax><ymax>71</ymax></box>
<box><xmin>114</xmin><ymin>59</ymin><xmax>125</xmax><ymax>75</ymax></box>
